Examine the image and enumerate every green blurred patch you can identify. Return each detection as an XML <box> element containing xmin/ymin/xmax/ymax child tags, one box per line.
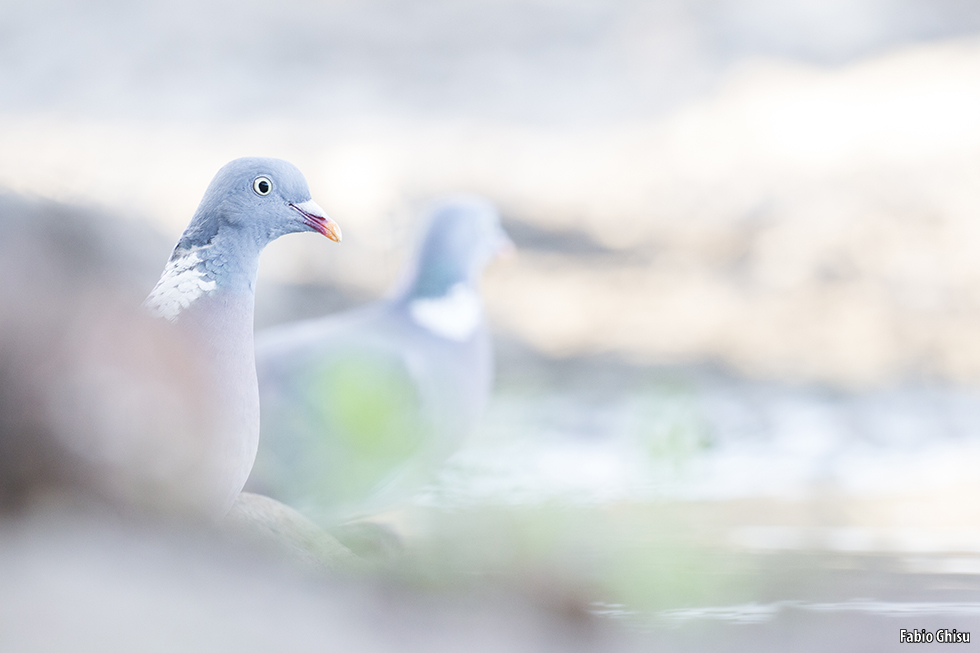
<box><xmin>313</xmin><ymin>353</ymin><xmax>423</xmax><ymax>459</ymax></box>
<box><xmin>393</xmin><ymin>502</ymin><xmax>754</xmax><ymax>612</ymax></box>
<box><xmin>301</xmin><ymin>350</ymin><xmax>429</xmax><ymax>504</ymax></box>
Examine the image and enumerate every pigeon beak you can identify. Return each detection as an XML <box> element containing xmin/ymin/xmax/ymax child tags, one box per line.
<box><xmin>495</xmin><ymin>231</ymin><xmax>516</xmax><ymax>259</ymax></box>
<box><xmin>290</xmin><ymin>200</ymin><xmax>342</xmax><ymax>243</ymax></box>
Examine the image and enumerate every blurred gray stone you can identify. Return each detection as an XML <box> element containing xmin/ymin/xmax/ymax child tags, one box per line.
<box><xmin>224</xmin><ymin>492</ymin><xmax>363</xmax><ymax>573</ymax></box>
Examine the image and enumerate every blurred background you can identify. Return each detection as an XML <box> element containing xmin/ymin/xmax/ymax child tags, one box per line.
<box><xmin>4</xmin><ymin>0</ymin><xmax>980</xmax><ymax>649</ymax></box>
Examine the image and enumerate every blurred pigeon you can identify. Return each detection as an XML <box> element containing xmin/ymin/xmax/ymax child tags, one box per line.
<box><xmin>144</xmin><ymin>157</ymin><xmax>341</xmax><ymax>516</ymax></box>
<box><xmin>250</xmin><ymin>195</ymin><xmax>511</xmax><ymax>521</ymax></box>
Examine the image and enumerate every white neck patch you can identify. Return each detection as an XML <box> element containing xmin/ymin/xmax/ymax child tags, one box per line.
<box><xmin>409</xmin><ymin>283</ymin><xmax>483</xmax><ymax>341</ymax></box>
<box><xmin>144</xmin><ymin>248</ymin><xmax>217</xmax><ymax>322</ymax></box>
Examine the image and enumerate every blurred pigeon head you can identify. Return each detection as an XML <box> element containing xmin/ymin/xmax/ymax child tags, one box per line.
<box><xmin>0</xmin><ymin>193</ymin><xmax>221</xmax><ymax>517</ymax></box>
<box><xmin>405</xmin><ymin>194</ymin><xmax>512</xmax><ymax>299</ymax></box>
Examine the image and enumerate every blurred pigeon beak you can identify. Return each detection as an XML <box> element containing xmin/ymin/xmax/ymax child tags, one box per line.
<box><xmin>291</xmin><ymin>200</ymin><xmax>342</xmax><ymax>243</ymax></box>
<box><xmin>495</xmin><ymin>232</ymin><xmax>516</xmax><ymax>259</ymax></box>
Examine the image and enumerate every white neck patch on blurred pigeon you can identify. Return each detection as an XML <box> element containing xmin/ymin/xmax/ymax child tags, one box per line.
<box><xmin>409</xmin><ymin>283</ymin><xmax>482</xmax><ymax>341</ymax></box>
<box><xmin>144</xmin><ymin>248</ymin><xmax>217</xmax><ymax>322</ymax></box>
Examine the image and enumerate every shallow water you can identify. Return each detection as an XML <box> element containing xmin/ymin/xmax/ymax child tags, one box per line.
<box><xmin>423</xmin><ymin>359</ymin><xmax>980</xmax><ymax>508</ymax></box>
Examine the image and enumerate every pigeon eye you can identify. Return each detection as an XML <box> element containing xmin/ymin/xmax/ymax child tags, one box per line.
<box><xmin>252</xmin><ymin>176</ymin><xmax>273</xmax><ymax>196</ymax></box>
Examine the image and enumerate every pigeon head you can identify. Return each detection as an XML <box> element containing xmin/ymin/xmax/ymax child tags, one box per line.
<box><xmin>146</xmin><ymin>157</ymin><xmax>340</xmax><ymax>323</ymax></box>
<box><xmin>177</xmin><ymin>157</ymin><xmax>341</xmax><ymax>253</ymax></box>
<box><xmin>406</xmin><ymin>195</ymin><xmax>512</xmax><ymax>299</ymax></box>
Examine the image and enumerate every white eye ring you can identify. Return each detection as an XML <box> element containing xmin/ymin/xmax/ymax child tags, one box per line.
<box><xmin>252</xmin><ymin>176</ymin><xmax>273</xmax><ymax>196</ymax></box>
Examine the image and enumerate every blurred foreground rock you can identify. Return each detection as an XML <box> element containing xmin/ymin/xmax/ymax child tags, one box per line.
<box><xmin>0</xmin><ymin>506</ymin><xmax>638</xmax><ymax>653</ymax></box>
<box><xmin>0</xmin><ymin>192</ymin><xmax>244</xmax><ymax>517</ymax></box>
<box><xmin>224</xmin><ymin>492</ymin><xmax>362</xmax><ymax>572</ymax></box>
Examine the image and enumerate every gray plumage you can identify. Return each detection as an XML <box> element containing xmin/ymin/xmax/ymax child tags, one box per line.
<box><xmin>144</xmin><ymin>157</ymin><xmax>340</xmax><ymax>516</ymax></box>
<box><xmin>250</xmin><ymin>195</ymin><xmax>511</xmax><ymax>522</ymax></box>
